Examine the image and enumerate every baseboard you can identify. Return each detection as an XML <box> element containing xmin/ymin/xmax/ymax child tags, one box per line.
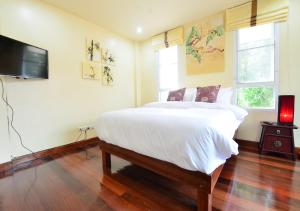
<box><xmin>0</xmin><ymin>161</ymin><xmax>13</xmax><ymax>177</ymax></box>
<box><xmin>0</xmin><ymin>137</ymin><xmax>99</xmax><ymax>176</ymax></box>
<box><xmin>234</xmin><ymin>138</ymin><xmax>259</xmax><ymax>153</ymax></box>
<box><xmin>235</xmin><ymin>139</ymin><xmax>259</xmax><ymax>147</ymax></box>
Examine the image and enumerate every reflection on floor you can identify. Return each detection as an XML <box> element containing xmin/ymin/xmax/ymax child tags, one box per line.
<box><xmin>0</xmin><ymin>146</ymin><xmax>299</xmax><ymax>210</ymax></box>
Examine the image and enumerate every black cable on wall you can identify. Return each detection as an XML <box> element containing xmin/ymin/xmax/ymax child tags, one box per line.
<box><xmin>0</xmin><ymin>77</ymin><xmax>37</xmax><ymax>159</ymax></box>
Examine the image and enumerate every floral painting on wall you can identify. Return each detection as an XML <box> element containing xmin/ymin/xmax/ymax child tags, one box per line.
<box><xmin>102</xmin><ymin>49</ymin><xmax>115</xmax><ymax>66</ymax></box>
<box><xmin>86</xmin><ymin>38</ymin><xmax>101</xmax><ymax>62</ymax></box>
<box><xmin>101</xmin><ymin>48</ymin><xmax>115</xmax><ymax>86</ymax></box>
<box><xmin>82</xmin><ymin>62</ymin><xmax>100</xmax><ymax>80</ymax></box>
<box><xmin>102</xmin><ymin>65</ymin><xmax>114</xmax><ymax>86</ymax></box>
<box><xmin>185</xmin><ymin>13</ymin><xmax>225</xmax><ymax>74</ymax></box>
<box><xmin>83</xmin><ymin>38</ymin><xmax>116</xmax><ymax>85</ymax></box>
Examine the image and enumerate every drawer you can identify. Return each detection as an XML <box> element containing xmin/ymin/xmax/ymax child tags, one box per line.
<box><xmin>263</xmin><ymin>136</ymin><xmax>292</xmax><ymax>153</ymax></box>
<box><xmin>265</xmin><ymin>127</ymin><xmax>291</xmax><ymax>137</ymax></box>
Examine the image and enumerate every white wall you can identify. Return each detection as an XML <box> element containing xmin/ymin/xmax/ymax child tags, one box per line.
<box><xmin>286</xmin><ymin>0</ymin><xmax>300</xmax><ymax>148</ymax></box>
<box><xmin>0</xmin><ymin>0</ymin><xmax>136</xmax><ymax>164</ymax></box>
<box><xmin>139</xmin><ymin>0</ymin><xmax>300</xmax><ymax>147</ymax></box>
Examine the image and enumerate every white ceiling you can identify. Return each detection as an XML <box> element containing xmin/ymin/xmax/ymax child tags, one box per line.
<box><xmin>42</xmin><ymin>0</ymin><xmax>247</xmax><ymax>41</ymax></box>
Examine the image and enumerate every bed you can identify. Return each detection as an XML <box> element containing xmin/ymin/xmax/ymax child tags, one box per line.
<box><xmin>95</xmin><ymin>101</ymin><xmax>247</xmax><ymax>210</ymax></box>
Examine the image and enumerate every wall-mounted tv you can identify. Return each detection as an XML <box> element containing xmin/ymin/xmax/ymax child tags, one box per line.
<box><xmin>0</xmin><ymin>35</ymin><xmax>48</xmax><ymax>79</ymax></box>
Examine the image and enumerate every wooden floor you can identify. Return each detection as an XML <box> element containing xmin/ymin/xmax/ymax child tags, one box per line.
<box><xmin>0</xmin><ymin>145</ymin><xmax>299</xmax><ymax>211</ymax></box>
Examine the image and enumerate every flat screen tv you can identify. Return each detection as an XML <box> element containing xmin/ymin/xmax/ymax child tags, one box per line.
<box><xmin>0</xmin><ymin>35</ymin><xmax>48</xmax><ymax>79</ymax></box>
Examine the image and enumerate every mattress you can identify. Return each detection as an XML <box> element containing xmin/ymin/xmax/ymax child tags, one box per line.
<box><xmin>95</xmin><ymin>101</ymin><xmax>248</xmax><ymax>174</ymax></box>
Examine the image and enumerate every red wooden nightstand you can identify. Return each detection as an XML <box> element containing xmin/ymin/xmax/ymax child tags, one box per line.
<box><xmin>259</xmin><ymin>122</ymin><xmax>298</xmax><ymax>160</ymax></box>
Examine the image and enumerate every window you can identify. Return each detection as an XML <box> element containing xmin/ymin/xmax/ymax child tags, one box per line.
<box><xmin>236</xmin><ymin>23</ymin><xmax>278</xmax><ymax>109</ymax></box>
<box><xmin>158</xmin><ymin>46</ymin><xmax>179</xmax><ymax>101</ymax></box>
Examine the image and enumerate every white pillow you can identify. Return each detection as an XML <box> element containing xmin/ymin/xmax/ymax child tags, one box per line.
<box><xmin>216</xmin><ymin>87</ymin><xmax>234</xmax><ymax>105</ymax></box>
<box><xmin>183</xmin><ymin>88</ymin><xmax>197</xmax><ymax>101</ymax></box>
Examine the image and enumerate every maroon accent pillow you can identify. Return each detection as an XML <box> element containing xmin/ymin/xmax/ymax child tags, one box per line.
<box><xmin>195</xmin><ymin>85</ymin><xmax>221</xmax><ymax>103</ymax></box>
<box><xmin>167</xmin><ymin>88</ymin><xmax>186</xmax><ymax>101</ymax></box>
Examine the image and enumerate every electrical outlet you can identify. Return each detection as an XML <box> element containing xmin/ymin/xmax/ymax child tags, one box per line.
<box><xmin>79</xmin><ymin>126</ymin><xmax>93</xmax><ymax>132</ymax></box>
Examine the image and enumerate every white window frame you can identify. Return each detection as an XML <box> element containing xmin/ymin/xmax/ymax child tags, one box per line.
<box><xmin>235</xmin><ymin>23</ymin><xmax>280</xmax><ymax>111</ymax></box>
<box><xmin>156</xmin><ymin>46</ymin><xmax>180</xmax><ymax>101</ymax></box>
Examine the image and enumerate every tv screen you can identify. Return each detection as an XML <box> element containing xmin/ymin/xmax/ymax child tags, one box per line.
<box><xmin>0</xmin><ymin>35</ymin><xmax>48</xmax><ymax>79</ymax></box>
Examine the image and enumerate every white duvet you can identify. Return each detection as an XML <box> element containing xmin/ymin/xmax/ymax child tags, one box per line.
<box><xmin>95</xmin><ymin>102</ymin><xmax>248</xmax><ymax>175</ymax></box>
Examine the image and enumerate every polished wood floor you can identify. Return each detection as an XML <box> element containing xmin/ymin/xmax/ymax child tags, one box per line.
<box><xmin>0</xmin><ymin>146</ymin><xmax>299</xmax><ymax>211</ymax></box>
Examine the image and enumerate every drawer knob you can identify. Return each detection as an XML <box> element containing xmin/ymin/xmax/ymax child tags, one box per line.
<box><xmin>276</xmin><ymin>130</ymin><xmax>281</xmax><ymax>135</ymax></box>
<box><xmin>273</xmin><ymin>140</ymin><xmax>282</xmax><ymax>148</ymax></box>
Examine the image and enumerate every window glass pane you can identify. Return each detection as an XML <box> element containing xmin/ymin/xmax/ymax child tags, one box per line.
<box><xmin>159</xmin><ymin>46</ymin><xmax>178</xmax><ymax>65</ymax></box>
<box><xmin>159</xmin><ymin>64</ymin><xmax>178</xmax><ymax>89</ymax></box>
<box><xmin>237</xmin><ymin>87</ymin><xmax>275</xmax><ymax>109</ymax></box>
<box><xmin>238</xmin><ymin>46</ymin><xmax>274</xmax><ymax>83</ymax></box>
<box><xmin>159</xmin><ymin>90</ymin><xmax>169</xmax><ymax>102</ymax></box>
<box><xmin>158</xmin><ymin>46</ymin><xmax>178</xmax><ymax>101</ymax></box>
<box><xmin>238</xmin><ymin>23</ymin><xmax>274</xmax><ymax>50</ymax></box>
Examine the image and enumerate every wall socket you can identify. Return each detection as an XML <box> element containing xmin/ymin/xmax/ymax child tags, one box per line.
<box><xmin>79</xmin><ymin>126</ymin><xmax>93</xmax><ymax>132</ymax></box>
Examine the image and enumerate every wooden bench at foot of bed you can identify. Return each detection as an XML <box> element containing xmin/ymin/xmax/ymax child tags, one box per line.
<box><xmin>99</xmin><ymin>139</ymin><xmax>223</xmax><ymax>211</ymax></box>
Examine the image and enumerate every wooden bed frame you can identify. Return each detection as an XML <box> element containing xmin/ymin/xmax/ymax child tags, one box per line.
<box><xmin>99</xmin><ymin>139</ymin><xmax>224</xmax><ymax>211</ymax></box>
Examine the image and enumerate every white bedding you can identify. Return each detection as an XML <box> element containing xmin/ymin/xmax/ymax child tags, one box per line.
<box><xmin>95</xmin><ymin>102</ymin><xmax>248</xmax><ymax>175</ymax></box>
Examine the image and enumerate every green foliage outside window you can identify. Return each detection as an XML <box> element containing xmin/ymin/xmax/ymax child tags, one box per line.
<box><xmin>237</xmin><ymin>87</ymin><xmax>274</xmax><ymax>108</ymax></box>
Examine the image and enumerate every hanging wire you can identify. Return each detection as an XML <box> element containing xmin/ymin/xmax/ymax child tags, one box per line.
<box><xmin>0</xmin><ymin>78</ymin><xmax>38</xmax><ymax>159</ymax></box>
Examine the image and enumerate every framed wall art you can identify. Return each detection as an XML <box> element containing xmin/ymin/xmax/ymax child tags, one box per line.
<box><xmin>185</xmin><ymin>13</ymin><xmax>225</xmax><ymax>74</ymax></box>
<box><xmin>86</xmin><ymin>38</ymin><xmax>101</xmax><ymax>62</ymax></box>
<box><xmin>82</xmin><ymin>62</ymin><xmax>101</xmax><ymax>80</ymax></box>
<box><xmin>102</xmin><ymin>65</ymin><xmax>114</xmax><ymax>86</ymax></box>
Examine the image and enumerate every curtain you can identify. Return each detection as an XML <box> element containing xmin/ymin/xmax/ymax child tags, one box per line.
<box><xmin>151</xmin><ymin>27</ymin><xmax>184</xmax><ymax>51</ymax></box>
<box><xmin>226</xmin><ymin>0</ymin><xmax>289</xmax><ymax>31</ymax></box>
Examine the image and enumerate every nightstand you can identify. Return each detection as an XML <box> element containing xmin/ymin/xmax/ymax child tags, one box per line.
<box><xmin>259</xmin><ymin>122</ymin><xmax>298</xmax><ymax>160</ymax></box>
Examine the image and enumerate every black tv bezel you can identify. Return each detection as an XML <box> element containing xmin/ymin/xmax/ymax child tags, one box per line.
<box><xmin>0</xmin><ymin>34</ymin><xmax>49</xmax><ymax>79</ymax></box>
